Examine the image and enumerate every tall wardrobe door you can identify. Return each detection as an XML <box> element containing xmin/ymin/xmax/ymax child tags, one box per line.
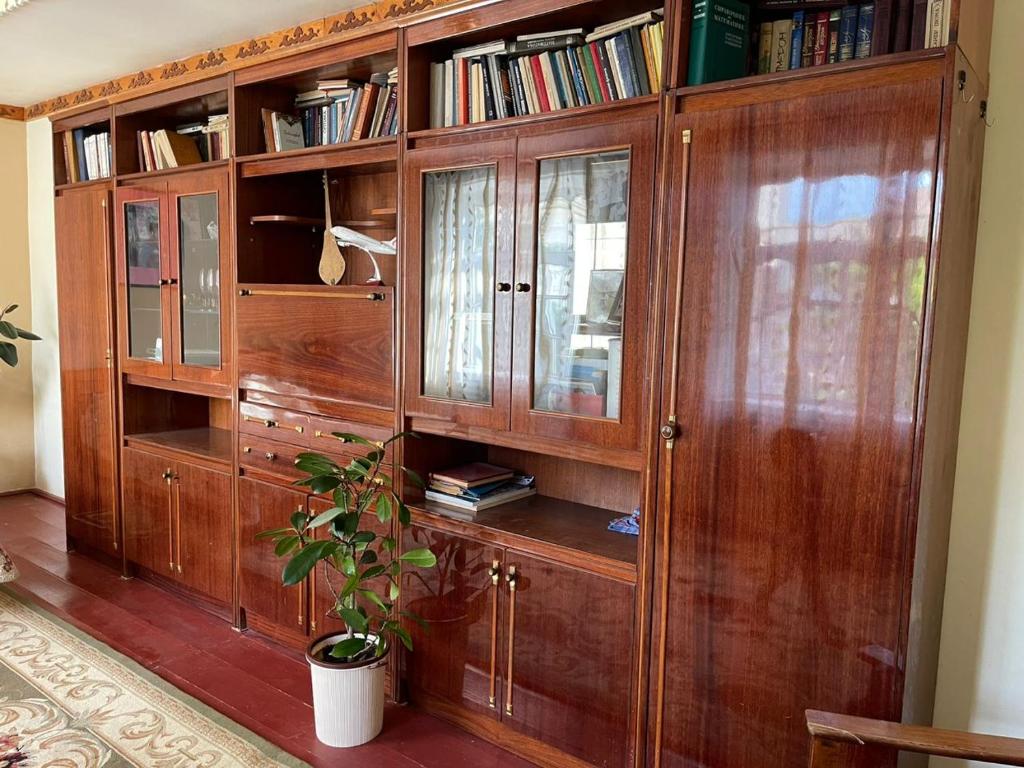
<box><xmin>55</xmin><ymin>187</ymin><xmax>119</xmax><ymax>557</ymax></box>
<box><xmin>651</xmin><ymin>71</ymin><xmax>944</xmax><ymax>768</ymax></box>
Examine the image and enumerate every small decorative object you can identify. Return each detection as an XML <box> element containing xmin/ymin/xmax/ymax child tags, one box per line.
<box><xmin>258</xmin><ymin>432</ymin><xmax>436</xmax><ymax>748</ymax></box>
<box><xmin>318</xmin><ymin>171</ymin><xmax>346</xmax><ymax>286</ymax></box>
<box><xmin>608</xmin><ymin>507</ymin><xmax>641</xmax><ymax>536</ymax></box>
<box><xmin>330</xmin><ymin>226</ymin><xmax>396</xmax><ymax>287</ymax></box>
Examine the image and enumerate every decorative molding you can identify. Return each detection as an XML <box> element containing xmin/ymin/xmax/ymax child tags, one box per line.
<box><xmin>0</xmin><ymin>104</ymin><xmax>25</xmax><ymax>121</ymax></box>
<box><xmin>27</xmin><ymin>0</ymin><xmax>473</xmax><ymax>120</ymax></box>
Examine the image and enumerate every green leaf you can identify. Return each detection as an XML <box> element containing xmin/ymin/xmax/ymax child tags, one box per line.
<box><xmin>274</xmin><ymin>535</ymin><xmax>300</xmax><ymax>557</ymax></box>
<box><xmin>341</xmin><ymin>554</ymin><xmax>357</xmax><ymax>577</ymax></box>
<box><xmin>15</xmin><ymin>328</ymin><xmax>40</xmax><ymax>341</ymax></box>
<box><xmin>289</xmin><ymin>509</ymin><xmax>307</xmax><ymax>532</ymax></box>
<box><xmin>401</xmin><ymin>466</ymin><xmax>425</xmax><ymax>489</ymax></box>
<box><xmin>255</xmin><ymin>526</ymin><xmax>292</xmax><ymax>540</ymax></box>
<box><xmin>282</xmin><ymin>540</ymin><xmax>332</xmax><ymax>586</ymax></box>
<box><xmin>308</xmin><ymin>474</ymin><xmax>341</xmax><ymax>495</ymax></box>
<box><xmin>397</xmin><ymin>500</ymin><xmax>411</xmax><ymax>526</ymax></box>
<box><xmin>330</xmin><ymin>636</ymin><xmax>370</xmax><ymax>660</ymax></box>
<box><xmin>342</xmin><ymin>511</ymin><xmax>360</xmax><ymax>536</ymax></box>
<box><xmin>381</xmin><ymin>536</ymin><xmax>397</xmax><ymax>553</ymax></box>
<box><xmin>391</xmin><ymin>624</ymin><xmax>414</xmax><ymax>651</ymax></box>
<box><xmin>332</xmin><ymin>432</ymin><xmax>376</xmax><ymax>447</ymax></box>
<box><xmin>399</xmin><ymin>548</ymin><xmax>437</xmax><ymax>568</ymax></box>
<box><xmin>341</xmin><ymin>573</ymin><xmax>360</xmax><ymax>598</ymax></box>
<box><xmin>389</xmin><ymin>580</ymin><xmax>400</xmax><ymax>600</ymax></box>
<box><xmin>0</xmin><ymin>342</ymin><xmax>18</xmax><ymax>367</ymax></box>
<box><xmin>351</xmin><ymin>531</ymin><xmax>376</xmax><ymax>547</ymax></box>
<box><xmin>0</xmin><ymin>321</ymin><xmax>17</xmax><ymax>340</ymax></box>
<box><xmin>360</xmin><ymin>564</ymin><xmax>386</xmax><ymax>581</ymax></box>
<box><xmin>359</xmin><ymin>588</ymin><xmax>388</xmax><ymax>613</ymax></box>
<box><xmin>307</xmin><ymin>506</ymin><xmax>345</xmax><ymax>528</ymax></box>
<box><xmin>2</xmin><ymin>304</ymin><xmax>17</xmax><ymax>314</ymax></box>
<box><xmin>359</xmin><ymin>549</ymin><xmax>378</xmax><ymax>565</ymax></box>
<box><xmin>339</xmin><ymin>606</ymin><xmax>369</xmax><ymax>634</ymax></box>
<box><xmin>375</xmin><ymin>494</ymin><xmax>392</xmax><ymax>524</ymax></box>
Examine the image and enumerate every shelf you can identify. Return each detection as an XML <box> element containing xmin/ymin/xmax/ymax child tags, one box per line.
<box><xmin>409</xmin><ymin>95</ymin><xmax>659</xmax><ymax>142</ymax></box>
<box><xmin>238</xmin><ymin>137</ymin><xmax>397</xmax><ymax>178</ymax></box>
<box><xmin>115</xmin><ymin>158</ymin><xmax>230</xmax><ymax>184</ymax></box>
<box><xmin>55</xmin><ymin>177</ymin><xmax>113</xmax><ymax>193</ymax></box>
<box><xmin>123</xmin><ymin>373</ymin><xmax>231</xmax><ymax>399</ymax></box>
<box><xmin>413</xmin><ymin>494</ymin><xmax>637</xmax><ymax>581</ymax></box>
<box><xmin>125</xmin><ymin>427</ymin><xmax>233</xmax><ymax>466</ymax></box>
<box><xmin>249</xmin><ymin>215</ymin><xmax>396</xmax><ymax>228</ymax></box>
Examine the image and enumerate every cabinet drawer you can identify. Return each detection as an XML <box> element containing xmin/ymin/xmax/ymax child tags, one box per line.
<box><xmin>239</xmin><ymin>402</ymin><xmax>309</xmax><ymax>447</ymax></box>
<box><xmin>239</xmin><ymin>435</ymin><xmax>305</xmax><ymax>481</ymax></box>
<box><xmin>308</xmin><ymin>416</ymin><xmax>393</xmax><ymax>461</ymax></box>
<box><xmin>237</xmin><ymin>286</ymin><xmax>394</xmax><ymax>409</ymax></box>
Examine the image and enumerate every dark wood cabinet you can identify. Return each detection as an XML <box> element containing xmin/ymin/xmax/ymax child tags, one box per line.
<box><xmin>114</xmin><ymin>169</ymin><xmax>231</xmax><ymax>387</ymax></box>
<box><xmin>122</xmin><ymin>446</ymin><xmax>232</xmax><ymax>604</ymax></box>
<box><xmin>55</xmin><ymin>185</ymin><xmax>120</xmax><ymax>557</ymax></box>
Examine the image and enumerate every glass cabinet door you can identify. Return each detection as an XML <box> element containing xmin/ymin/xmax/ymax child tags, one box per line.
<box><xmin>404</xmin><ymin>139</ymin><xmax>516</xmax><ymax>430</ymax></box>
<box><xmin>176</xmin><ymin>192</ymin><xmax>221</xmax><ymax>368</ymax></box>
<box><xmin>512</xmin><ymin>120</ymin><xmax>657</xmax><ymax>452</ymax></box>
<box><xmin>124</xmin><ymin>199</ymin><xmax>164</xmax><ymax>363</ymax></box>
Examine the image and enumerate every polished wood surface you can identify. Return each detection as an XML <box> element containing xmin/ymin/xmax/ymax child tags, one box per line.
<box><xmin>236</xmin><ymin>285</ymin><xmax>394</xmax><ymax>409</ymax></box>
<box><xmin>237</xmin><ymin>476</ymin><xmax>309</xmax><ymax>642</ymax></box>
<box><xmin>173</xmin><ymin>462</ymin><xmax>233</xmax><ymax>603</ymax></box>
<box><xmin>124</xmin><ymin>426</ymin><xmax>233</xmax><ymax>467</ymax></box>
<box><xmin>502</xmin><ymin>550</ymin><xmax>635</xmax><ymax>767</ymax></box>
<box><xmin>55</xmin><ymin>186</ymin><xmax>120</xmax><ymax>558</ymax></box>
<box><xmin>402</xmin><ymin>525</ymin><xmax>504</xmax><ymax>719</ymax></box>
<box><xmin>510</xmin><ymin>117</ymin><xmax>656</xmax><ymax>453</ymax></box>
<box><xmin>122</xmin><ymin>447</ymin><xmax>175</xmax><ymax>577</ymax></box>
<box><xmin>650</xmin><ymin>65</ymin><xmax>945</xmax><ymax>768</ymax></box>
<box><xmin>806</xmin><ymin>710</ymin><xmax>1024</xmax><ymax>766</ymax></box>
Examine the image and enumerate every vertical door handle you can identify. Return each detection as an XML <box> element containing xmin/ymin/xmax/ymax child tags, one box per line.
<box><xmin>163</xmin><ymin>468</ymin><xmax>175</xmax><ymax>572</ymax></box>
<box><xmin>297</xmin><ymin>506</ymin><xmax>306</xmax><ymax>629</ymax></box>
<box><xmin>504</xmin><ymin>565</ymin><xmax>518</xmax><ymax>716</ymax></box>
<box><xmin>487</xmin><ymin>560</ymin><xmax>501</xmax><ymax>709</ymax></box>
<box><xmin>309</xmin><ymin>539</ymin><xmax>318</xmax><ymax>635</ymax></box>
<box><xmin>174</xmin><ymin>476</ymin><xmax>182</xmax><ymax>574</ymax></box>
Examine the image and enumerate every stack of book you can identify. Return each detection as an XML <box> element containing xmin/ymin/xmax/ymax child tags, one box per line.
<box><xmin>755</xmin><ymin>4</ymin><xmax>877</xmax><ymax>74</ymax></box>
<box><xmin>425</xmin><ymin>462</ymin><xmax>536</xmax><ymax>520</ymax></box>
<box><xmin>429</xmin><ymin>10</ymin><xmax>664</xmax><ymax>128</ymax></box>
<box><xmin>61</xmin><ymin>129</ymin><xmax>111</xmax><ymax>182</ymax></box>
<box><xmin>136</xmin><ymin>113</ymin><xmax>229</xmax><ymax>172</ymax></box>
<box><xmin>263</xmin><ymin>68</ymin><xmax>399</xmax><ymax>153</ymax></box>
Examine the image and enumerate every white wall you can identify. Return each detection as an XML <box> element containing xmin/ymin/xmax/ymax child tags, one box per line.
<box><xmin>930</xmin><ymin>0</ymin><xmax>1024</xmax><ymax>764</ymax></box>
<box><xmin>0</xmin><ymin>117</ymin><xmax>34</xmax><ymax>492</ymax></box>
<box><xmin>26</xmin><ymin>118</ymin><xmax>62</xmax><ymax>498</ymax></box>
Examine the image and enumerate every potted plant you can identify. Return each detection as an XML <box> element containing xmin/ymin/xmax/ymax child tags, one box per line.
<box><xmin>257</xmin><ymin>431</ymin><xmax>436</xmax><ymax>748</ymax></box>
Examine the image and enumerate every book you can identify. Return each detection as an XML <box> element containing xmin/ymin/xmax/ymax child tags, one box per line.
<box><xmin>812</xmin><ymin>11</ymin><xmax>830</xmax><ymax>65</ymax></box>
<box><xmin>827</xmin><ymin>9</ymin><xmax>842</xmax><ymax>63</ymax></box>
<box><xmin>517</xmin><ymin>27</ymin><xmax>583</xmax><ymax>41</ymax></box>
<box><xmin>587</xmin><ymin>10</ymin><xmax>663</xmax><ymax>41</ymax></box>
<box><xmin>758</xmin><ymin>22</ymin><xmax>774</xmax><ymax>74</ymax></box>
<box><xmin>152</xmin><ymin>129</ymin><xmax>201</xmax><ymax>168</ymax></box>
<box><xmin>508</xmin><ymin>34</ymin><xmax>584</xmax><ymax>54</ymax></box>
<box><xmin>856</xmin><ymin>4</ymin><xmax>876</xmax><ymax>58</ymax></box>
<box><xmin>429</xmin><ymin>463</ymin><xmax>515</xmax><ymax>489</ymax></box>
<box><xmin>801</xmin><ymin>13</ymin><xmax>816</xmax><ymax>67</ymax></box>
<box><xmin>687</xmin><ymin>0</ymin><xmax>750</xmax><ymax>86</ymax></box>
<box><xmin>873</xmin><ymin>0</ymin><xmax>893</xmax><ymax>56</ymax></box>
<box><xmin>425</xmin><ymin>485</ymin><xmax>537</xmax><ymax>513</ymax></box>
<box><xmin>73</xmin><ymin>129</ymin><xmax>88</xmax><ymax>182</ymax></box>
<box><xmin>892</xmin><ymin>0</ymin><xmax>913</xmax><ymax>52</ymax></box>
<box><xmin>910</xmin><ymin>0</ymin><xmax>929</xmax><ymax>48</ymax></box>
<box><xmin>771</xmin><ymin>19</ymin><xmax>792</xmax><ymax>72</ymax></box>
<box><xmin>430</xmin><ymin>62</ymin><xmax>445</xmax><ymax>127</ymax></box>
<box><xmin>925</xmin><ymin>0</ymin><xmax>944</xmax><ymax>47</ymax></box>
<box><xmin>838</xmin><ymin>6</ymin><xmax>860</xmax><ymax>61</ymax></box>
<box><xmin>789</xmin><ymin>12</ymin><xmax>805</xmax><ymax>70</ymax></box>
<box><xmin>266</xmin><ymin>111</ymin><xmax>304</xmax><ymax>152</ymax></box>
<box><xmin>453</xmin><ymin>39</ymin><xmax>507</xmax><ymax>58</ymax></box>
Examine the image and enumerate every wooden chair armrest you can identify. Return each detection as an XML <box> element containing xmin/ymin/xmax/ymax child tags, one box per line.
<box><xmin>806</xmin><ymin>710</ymin><xmax>1024</xmax><ymax>766</ymax></box>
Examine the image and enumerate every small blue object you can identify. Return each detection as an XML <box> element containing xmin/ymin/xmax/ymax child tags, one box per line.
<box><xmin>608</xmin><ymin>507</ymin><xmax>641</xmax><ymax>536</ymax></box>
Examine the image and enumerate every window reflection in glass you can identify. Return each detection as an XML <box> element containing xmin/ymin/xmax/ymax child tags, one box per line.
<box><xmin>178</xmin><ymin>193</ymin><xmax>220</xmax><ymax>368</ymax></box>
<box><xmin>125</xmin><ymin>201</ymin><xmax>162</xmax><ymax>362</ymax></box>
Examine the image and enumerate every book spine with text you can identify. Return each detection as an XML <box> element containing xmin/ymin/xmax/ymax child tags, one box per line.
<box><xmin>801</xmin><ymin>13</ymin><xmax>816</xmax><ymax>67</ymax></box>
<box><xmin>838</xmin><ymin>6</ymin><xmax>860</xmax><ymax>61</ymax></box>
<box><xmin>790</xmin><ymin>12</ymin><xmax>805</xmax><ymax>70</ymax></box>
<box><xmin>856</xmin><ymin>3</ymin><xmax>876</xmax><ymax>59</ymax></box>
<box><xmin>813</xmin><ymin>12</ymin><xmax>830</xmax><ymax>65</ymax></box>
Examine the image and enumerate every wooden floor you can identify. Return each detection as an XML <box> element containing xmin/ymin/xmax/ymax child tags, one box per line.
<box><xmin>0</xmin><ymin>492</ymin><xmax>531</xmax><ymax>768</ymax></box>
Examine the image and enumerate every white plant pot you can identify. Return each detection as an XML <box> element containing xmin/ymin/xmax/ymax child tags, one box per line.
<box><xmin>306</xmin><ymin>632</ymin><xmax>387</xmax><ymax>748</ymax></box>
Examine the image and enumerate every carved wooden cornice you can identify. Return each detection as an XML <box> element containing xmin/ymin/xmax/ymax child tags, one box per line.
<box><xmin>0</xmin><ymin>104</ymin><xmax>26</xmax><ymax>121</ymax></box>
<box><xmin>23</xmin><ymin>0</ymin><xmax>480</xmax><ymax>121</ymax></box>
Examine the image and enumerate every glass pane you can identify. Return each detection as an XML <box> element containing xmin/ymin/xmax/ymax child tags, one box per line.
<box><xmin>532</xmin><ymin>150</ymin><xmax>630</xmax><ymax>419</ymax></box>
<box><xmin>178</xmin><ymin>193</ymin><xmax>221</xmax><ymax>368</ymax></box>
<box><xmin>125</xmin><ymin>201</ymin><xmax>163</xmax><ymax>362</ymax></box>
<box><xmin>421</xmin><ymin>166</ymin><xmax>497</xmax><ymax>404</ymax></box>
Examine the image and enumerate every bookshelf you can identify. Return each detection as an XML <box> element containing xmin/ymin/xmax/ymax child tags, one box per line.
<box><xmin>51</xmin><ymin>106</ymin><xmax>112</xmax><ymax>187</ymax></box>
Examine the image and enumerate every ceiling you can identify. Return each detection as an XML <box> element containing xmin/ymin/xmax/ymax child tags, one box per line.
<box><xmin>0</xmin><ymin>0</ymin><xmax>365</xmax><ymax>107</ymax></box>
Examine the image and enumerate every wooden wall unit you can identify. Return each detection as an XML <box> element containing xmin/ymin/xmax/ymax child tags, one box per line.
<box><xmin>50</xmin><ymin>2</ymin><xmax>993</xmax><ymax>767</ymax></box>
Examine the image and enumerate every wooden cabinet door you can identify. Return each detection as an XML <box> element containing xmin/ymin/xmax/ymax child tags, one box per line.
<box><xmin>114</xmin><ymin>182</ymin><xmax>171</xmax><ymax>378</ymax></box>
<box><xmin>403</xmin><ymin>139</ymin><xmax>517</xmax><ymax>430</ymax></box>
<box><xmin>238</xmin><ymin>476</ymin><xmax>309</xmax><ymax>643</ymax></box>
<box><xmin>174</xmin><ymin>462</ymin><xmax>232</xmax><ymax>604</ymax></box>
<box><xmin>122</xmin><ymin>448</ymin><xmax>175</xmax><ymax>577</ymax></box>
<box><xmin>649</xmin><ymin>70</ymin><xmax>944</xmax><ymax>768</ymax></box>
<box><xmin>166</xmin><ymin>169</ymin><xmax>232</xmax><ymax>387</ymax></box>
<box><xmin>501</xmin><ymin>551</ymin><xmax>635</xmax><ymax>767</ymax></box>
<box><xmin>402</xmin><ymin>524</ymin><xmax>504</xmax><ymax>719</ymax></box>
<box><xmin>511</xmin><ymin>118</ymin><xmax>656</xmax><ymax>453</ymax></box>
<box><xmin>55</xmin><ymin>186</ymin><xmax>120</xmax><ymax>557</ymax></box>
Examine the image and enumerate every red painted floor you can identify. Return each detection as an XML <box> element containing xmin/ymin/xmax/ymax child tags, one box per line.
<box><xmin>0</xmin><ymin>492</ymin><xmax>531</xmax><ymax>768</ymax></box>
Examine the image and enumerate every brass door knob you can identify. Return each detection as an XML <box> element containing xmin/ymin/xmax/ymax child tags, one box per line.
<box><xmin>660</xmin><ymin>423</ymin><xmax>678</xmax><ymax>441</ymax></box>
<box><xmin>515</xmin><ymin>283</ymin><xmax>531</xmax><ymax>293</ymax></box>
<box><xmin>496</xmin><ymin>282</ymin><xmax>512</xmax><ymax>293</ymax></box>
<box><xmin>264</xmin><ymin>452</ymin><xmax>276</xmax><ymax>461</ymax></box>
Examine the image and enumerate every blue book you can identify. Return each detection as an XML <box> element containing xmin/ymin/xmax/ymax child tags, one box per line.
<box><xmin>856</xmin><ymin>3</ymin><xmax>875</xmax><ymax>59</ymax></box>
<box><xmin>613</xmin><ymin>33</ymin><xmax>640</xmax><ymax>98</ymax></box>
<box><xmin>790</xmin><ymin>12</ymin><xmax>805</xmax><ymax>70</ymax></box>
<box><xmin>565</xmin><ymin>48</ymin><xmax>589</xmax><ymax>106</ymax></box>
<box><xmin>839</xmin><ymin>6</ymin><xmax>860</xmax><ymax>61</ymax></box>
<box><xmin>72</xmin><ymin>129</ymin><xmax>88</xmax><ymax>181</ymax></box>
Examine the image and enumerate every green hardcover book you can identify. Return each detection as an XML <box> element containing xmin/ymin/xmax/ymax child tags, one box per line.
<box><xmin>687</xmin><ymin>0</ymin><xmax>751</xmax><ymax>86</ymax></box>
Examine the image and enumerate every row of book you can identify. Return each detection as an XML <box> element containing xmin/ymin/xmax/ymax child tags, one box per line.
<box><xmin>61</xmin><ymin>129</ymin><xmax>111</xmax><ymax>183</ymax></box>
<box><xmin>429</xmin><ymin>10</ymin><xmax>664</xmax><ymax>129</ymax></box>
<box><xmin>136</xmin><ymin>114</ymin><xmax>229</xmax><ymax>172</ymax></box>
<box><xmin>262</xmin><ymin>68</ymin><xmax>398</xmax><ymax>153</ymax></box>
<box><xmin>425</xmin><ymin>462</ymin><xmax>536</xmax><ymax>521</ymax></box>
<box><xmin>690</xmin><ymin>0</ymin><xmax>951</xmax><ymax>86</ymax></box>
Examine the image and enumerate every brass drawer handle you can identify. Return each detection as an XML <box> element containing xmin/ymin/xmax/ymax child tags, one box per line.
<box><xmin>242</xmin><ymin>446</ymin><xmax>251</xmax><ymax>453</ymax></box>
<box><xmin>264</xmin><ymin>452</ymin><xmax>276</xmax><ymax>461</ymax></box>
<box><xmin>314</xmin><ymin>430</ymin><xmax>348</xmax><ymax>442</ymax></box>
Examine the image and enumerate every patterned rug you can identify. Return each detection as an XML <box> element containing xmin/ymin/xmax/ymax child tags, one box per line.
<box><xmin>0</xmin><ymin>587</ymin><xmax>309</xmax><ymax>768</ymax></box>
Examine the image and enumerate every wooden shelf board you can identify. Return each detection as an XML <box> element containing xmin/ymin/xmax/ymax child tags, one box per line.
<box><xmin>413</xmin><ymin>494</ymin><xmax>638</xmax><ymax>582</ymax></box>
<box><xmin>125</xmin><ymin>427</ymin><xmax>233</xmax><ymax>466</ymax></box>
<box><xmin>55</xmin><ymin>177</ymin><xmax>113</xmax><ymax>193</ymax></box>
<box><xmin>115</xmin><ymin>158</ymin><xmax>230</xmax><ymax>183</ymax></box>
<box><xmin>248</xmin><ymin>215</ymin><xmax>395</xmax><ymax>228</ymax></box>
<box><xmin>408</xmin><ymin>96</ymin><xmax>659</xmax><ymax>142</ymax></box>
<box><xmin>123</xmin><ymin>373</ymin><xmax>232</xmax><ymax>400</ymax></box>
<box><xmin>237</xmin><ymin>137</ymin><xmax>397</xmax><ymax>178</ymax></box>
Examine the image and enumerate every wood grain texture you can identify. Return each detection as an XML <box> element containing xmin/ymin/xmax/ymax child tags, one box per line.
<box><xmin>0</xmin><ymin>104</ymin><xmax>25</xmax><ymax>121</ymax></box>
<box><xmin>237</xmin><ymin>285</ymin><xmax>394</xmax><ymax>409</ymax></box>
<box><xmin>55</xmin><ymin>186</ymin><xmax>120</xmax><ymax>558</ymax></box>
<box><xmin>124</xmin><ymin>427</ymin><xmax>233</xmax><ymax>468</ymax></box>
<box><xmin>173</xmin><ymin>462</ymin><xmax>233</xmax><ymax>604</ymax></box>
<box><xmin>649</xmin><ymin>65</ymin><xmax>945</xmax><ymax>768</ymax></box>
<box><xmin>122</xmin><ymin>447</ymin><xmax>175</xmax><ymax>577</ymax></box>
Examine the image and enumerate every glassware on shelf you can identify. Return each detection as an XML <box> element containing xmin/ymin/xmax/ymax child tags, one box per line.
<box><xmin>532</xmin><ymin>150</ymin><xmax>630</xmax><ymax>420</ymax></box>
